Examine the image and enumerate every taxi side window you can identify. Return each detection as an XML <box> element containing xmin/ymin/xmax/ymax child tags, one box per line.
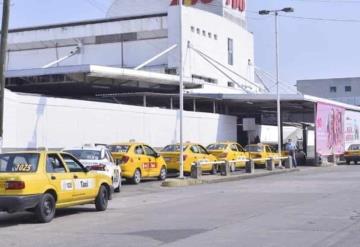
<box><xmin>236</xmin><ymin>144</ymin><xmax>244</xmax><ymax>152</ymax></box>
<box><xmin>190</xmin><ymin>145</ymin><xmax>200</xmax><ymax>154</ymax></box>
<box><xmin>266</xmin><ymin>147</ymin><xmax>272</xmax><ymax>153</ymax></box>
<box><xmin>198</xmin><ymin>145</ymin><xmax>208</xmax><ymax>154</ymax></box>
<box><xmin>134</xmin><ymin>146</ymin><xmax>145</xmax><ymax>155</ymax></box>
<box><xmin>60</xmin><ymin>154</ymin><xmax>85</xmax><ymax>173</ymax></box>
<box><xmin>144</xmin><ymin>145</ymin><xmax>157</xmax><ymax>157</ymax></box>
<box><xmin>46</xmin><ymin>154</ymin><xmax>66</xmax><ymax>173</ymax></box>
<box><xmin>230</xmin><ymin>144</ymin><xmax>238</xmax><ymax>152</ymax></box>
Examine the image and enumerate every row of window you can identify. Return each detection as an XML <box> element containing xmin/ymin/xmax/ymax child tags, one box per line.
<box><xmin>190</xmin><ymin>26</ymin><xmax>218</xmax><ymax>40</ymax></box>
<box><xmin>330</xmin><ymin>86</ymin><xmax>352</xmax><ymax>93</ymax></box>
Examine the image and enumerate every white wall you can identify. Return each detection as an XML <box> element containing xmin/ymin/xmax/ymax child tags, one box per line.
<box><xmin>3</xmin><ymin>90</ymin><xmax>237</xmax><ymax>149</ymax></box>
<box><xmin>168</xmin><ymin>6</ymin><xmax>256</xmax><ymax>92</ymax></box>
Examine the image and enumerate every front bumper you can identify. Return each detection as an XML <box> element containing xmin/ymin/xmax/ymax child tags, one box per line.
<box><xmin>0</xmin><ymin>195</ymin><xmax>42</xmax><ymax>213</ymax></box>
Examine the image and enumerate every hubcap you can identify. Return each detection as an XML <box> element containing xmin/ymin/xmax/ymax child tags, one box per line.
<box><xmin>101</xmin><ymin>189</ymin><xmax>107</xmax><ymax>206</ymax></box>
<box><xmin>43</xmin><ymin>198</ymin><xmax>53</xmax><ymax>216</ymax></box>
<box><xmin>161</xmin><ymin>169</ymin><xmax>166</xmax><ymax>179</ymax></box>
<box><xmin>135</xmin><ymin>170</ymin><xmax>141</xmax><ymax>183</ymax></box>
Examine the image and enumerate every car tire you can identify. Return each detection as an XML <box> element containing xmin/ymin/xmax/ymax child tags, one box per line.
<box><xmin>114</xmin><ymin>184</ymin><xmax>121</xmax><ymax>193</ymax></box>
<box><xmin>158</xmin><ymin>166</ymin><xmax>167</xmax><ymax>181</ymax></box>
<box><xmin>210</xmin><ymin>165</ymin><xmax>217</xmax><ymax>175</ymax></box>
<box><xmin>132</xmin><ymin>169</ymin><xmax>141</xmax><ymax>184</ymax></box>
<box><xmin>95</xmin><ymin>185</ymin><xmax>108</xmax><ymax>211</ymax></box>
<box><xmin>355</xmin><ymin>160</ymin><xmax>358</xmax><ymax>165</ymax></box>
<box><xmin>346</xmin><ymin>159</ymin><xmax>350</xmax><ymax>165</ymax></box>
<box><xmin>34</xmin><ymin>193</ymin><xmax>56</xmax><ymax>223</ymax></box>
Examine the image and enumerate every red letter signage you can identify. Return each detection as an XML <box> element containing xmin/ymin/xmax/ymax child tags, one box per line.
<box><xmin>170</xmin><ymin>0</ymin><xmax>214</xmax><ymax>6</ymax></box>
<box><xmin>225</xmin><ymin>0</ymin><xmax>246</xmax><ymax>12</ymax></box>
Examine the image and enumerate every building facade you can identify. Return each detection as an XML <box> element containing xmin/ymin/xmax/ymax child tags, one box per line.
<box><xmin>6</xmin><ymin>0</ymin><xmax>262</xmax><ymax>94</ymax></box>
<box><xmin>297</xmin><ymin>77</ymin><xmax>360</xmax><ymax>106</ymax></box>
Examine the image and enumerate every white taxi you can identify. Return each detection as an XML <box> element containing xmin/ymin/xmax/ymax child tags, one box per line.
<box><xmin>63</xmin><ymin>145</ymin><xmax>121</xmax><ymax>192</ymax></box>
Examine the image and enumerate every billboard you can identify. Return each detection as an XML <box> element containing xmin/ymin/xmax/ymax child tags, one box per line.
<box><xmin>344</xmin><ymin>111</ymin><xmax>360</xmax><ymax>150</ymax></box>
<box><xmin>316</xmin><ymin>103</ymin><xmax>345</xmax><ymax>155</ymax></box>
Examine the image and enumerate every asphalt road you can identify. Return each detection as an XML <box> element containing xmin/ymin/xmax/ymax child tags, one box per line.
<box><xmin>2</xmin><ymin>166</ymin><xmax>360</xmax><ymax>247</ymax></box>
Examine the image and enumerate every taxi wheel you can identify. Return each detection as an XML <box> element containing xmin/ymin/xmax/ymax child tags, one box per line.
<box><xmin>158</xmin><ymin>166</ymin><xmax>167</xmax><ymax>181</ymax></box>
<box><xmin>132</xmin><ymin>169</ymin><xmax>142</xmax><ymax>184</ymax></box>
<box><xmin>95</xmin><ymin>185</ymin><xmax>108</xmax><ymax>211</ymax></box>
<box><xmin>34</xmin><ymin>193</ymin><xmax>56</xmax><ymax>223</ymax></box>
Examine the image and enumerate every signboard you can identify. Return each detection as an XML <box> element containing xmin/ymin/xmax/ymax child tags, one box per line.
<box><xmin>316</xmin><ymin>103</ymin><xmax>345</xmax><ymax>155</ymax></box>
<box><xmin>344</xmin><ymin>110</ymin><xmax>360</xmax><ymax>150</ymax></box>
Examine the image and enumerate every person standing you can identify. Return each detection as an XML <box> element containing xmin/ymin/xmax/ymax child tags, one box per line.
<box><xmin>285</xmin><ymin>139</ymin><xmax>297</xmax><ymax>168</ymax></box>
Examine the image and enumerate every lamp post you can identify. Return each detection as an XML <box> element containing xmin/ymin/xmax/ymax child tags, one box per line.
<box><xmin>179</xmin><ymin>0</ymin><xmax>184</xmax><ymax>178</ymax></box>
<box><xmin>259</xmin><ymin>7</ymin><xmax>294</xmax><ymax>166</ymax></box>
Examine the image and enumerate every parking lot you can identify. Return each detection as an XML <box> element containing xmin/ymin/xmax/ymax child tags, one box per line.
<box><xmin>1</xmin><ymin>165</ymin><xmax>360</xmax><ymax>247</ymax></box>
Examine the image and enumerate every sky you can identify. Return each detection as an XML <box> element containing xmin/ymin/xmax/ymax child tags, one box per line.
<box><xmin>6</xmin><ymin>0</ymin><xmax>360</xmax><ymax>89</ymax></box>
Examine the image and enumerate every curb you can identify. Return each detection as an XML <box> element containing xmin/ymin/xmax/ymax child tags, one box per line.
<box><xmin>161</xmin><ymin>168</ymin><xmax>301</xmax><ymax>187</ymax></box>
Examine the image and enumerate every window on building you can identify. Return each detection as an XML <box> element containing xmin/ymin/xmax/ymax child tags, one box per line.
<box><xmin>191</xmin><ymin>26</ymin><xmax>195</xmax><ymax>32</ymax></box>
<box><xmin>330</xmin><ymin>86</ymin><xmax>337</xmax><ymax>93</ymax></box>
<box><xmin>196</xmin><ymin>28</ymin><xmax>200</xmax><ymax>34</ymax></box>
<box><xmin>202</xmin><ymin>30</ymin><xmax>206</xmax><ymax>36</ymax></box>
<box><xmin>228</xmin><ymin>38</ymin><xmax>234</xmax><ymax>65</ymax></box>
<box><xmin>214</xmin><ymin>34</ymin><xmax>218</xmax><ymax>40</ymax></box>
<box><xmin>208</xmin><ymin>32</ymin><xmax>212</xmax><ymax>38</ymax></box>
<box><xmin>345</xmin><ymin>86</ymin><xmax>352</xmax><ymax>92</ymax></box>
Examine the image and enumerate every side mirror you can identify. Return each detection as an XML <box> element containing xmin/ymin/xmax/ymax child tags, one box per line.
<box><xmin>84</xmin><ymin>166</ymin><xmax>90</xmax><ymax>173</ymax></box>
<box><xmin>154</xmin><ymin>153</ymin><xmax>161</xmax><ymax>158</ymax></box>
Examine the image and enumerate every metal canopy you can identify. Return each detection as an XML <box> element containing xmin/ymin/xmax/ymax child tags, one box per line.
<box><xmin>5</xmin><ymin>65</ymin><xmax>203</xmax><ymax>96</ymax></box>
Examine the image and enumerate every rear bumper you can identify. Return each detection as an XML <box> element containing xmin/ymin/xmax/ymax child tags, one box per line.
<box><xmin>0</xmin><ymin>194</ymin><xmax>42</xmax><ymax>213</ymax></box>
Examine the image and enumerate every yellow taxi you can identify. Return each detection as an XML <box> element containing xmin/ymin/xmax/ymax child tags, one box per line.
<box><xmin>244</xmin><ymin>144</ymin><xmax>280</xmax><ymax>166</ymax></box>
<box><xmin>207</xmin><ymin>142</ymin><xmax>248</xmax><ymax>172</ymax></box>
<box><xmin>109</xmin><ymin>142</ymin><xmax>167</xmax><ymax>184</ymax></box>
<box><xmin>160</xmin><ymin>143</ymin><xmax>218</xmax><ymax>175</ymax></box>
<box><xmin>0</xmin><ymin>151</ymin><xmax>113</xmax><ymax>223</ymax></box>
<box><xmin>344</xmin><ymin>144</ymin><xmax>360</xmax><ymax>164</ymax></box>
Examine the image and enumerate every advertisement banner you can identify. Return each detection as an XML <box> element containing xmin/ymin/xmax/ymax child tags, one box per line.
<box><xmin>316</xmin><ymin>103</ymin><xmax>345</xmax><ymax>155</ymax></box>
<box><xmin>344</xmin><ymin>111</ymin><xmax>360</xmax><ymax>150</ymax></box>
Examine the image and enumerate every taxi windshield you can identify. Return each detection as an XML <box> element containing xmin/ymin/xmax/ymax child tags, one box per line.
<box><xmin>0</xmin><ymin>153</ymin><xmax>40</xmax><ymax>173</ymax></box>
<box><xmin>349</xmin><ymin>144</ymin><xmax>360</xmax><ymax>151</ymax></box>
<box><xmin>245</xmin><ymin>145</ymin><xmax>263</xmax><ymax>152</ymax></box>
<box><xmin>207</xmin><ymin>144</ymin><xmax>228</xmax><ymax>150</ymax></box>
<box><xmin>109</xmin><ymin>145</ymin><xmax>130</xmax><ymax>153</ymax></box>
<box><xmin>161</xmin><ymin>145</ymin><xmax>187</xmax><ymax>152</ymax></box>
<box><xmin>65</xmin><ymin>150</ymin><xmax>102</xmax><ymax>160</ymax></box>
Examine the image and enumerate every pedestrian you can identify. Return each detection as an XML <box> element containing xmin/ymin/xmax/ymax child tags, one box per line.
<box><xmin>285</xmin><ymin>139</ymin><xmax>297</xmax><ymax>168</ymax></box>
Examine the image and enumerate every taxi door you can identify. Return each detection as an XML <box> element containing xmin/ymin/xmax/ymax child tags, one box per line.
<box><xmin>60</xmin><ymin>153</ymin><xmax>97</xmax><ymax>201</ymax></box>
<box><xmin>133</xmin><ymin>145</ymin><xmax>149</xmax><ymax>177</ymax></box>
<box><xmin>143</xmin><ymin>145</ymin><xmax>160</xmax><ymax>177</ymax></box>
<box><xmin>198</xmin><ymin>145</ymin><xmax>213</xmax><ymax>171</ymax></box>
<box><xmin>45</xmin><ymin>153</ymin><xmax>74</xmax><ymax>204</ymax></box>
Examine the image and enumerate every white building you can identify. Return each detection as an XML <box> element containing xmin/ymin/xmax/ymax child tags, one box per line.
<box><xmin>297</xmin><ymin>77</ymin><xmax>360</xmax><ymax>106</ymax></box>
<box><xmin>6</xmin><ymin>0</ymin><xmax>263</xmax><ymax>95</ymax></box>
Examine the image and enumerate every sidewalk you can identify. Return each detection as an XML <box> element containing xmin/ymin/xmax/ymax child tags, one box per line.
<box><xmin>162</xmin><ymin>168</ymin><xmax>301</xmax><ymax>187</ymax></box>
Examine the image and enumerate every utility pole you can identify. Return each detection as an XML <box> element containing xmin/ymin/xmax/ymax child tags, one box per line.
<box><xmin>179</xmin><ymin>0</ymin><xmax>184</xmax><ymax>178</ymax></box>
<box><xmin>0</xmin><ymin>0</ymin><xmax>10</xmax><ymax>152</ymax></box>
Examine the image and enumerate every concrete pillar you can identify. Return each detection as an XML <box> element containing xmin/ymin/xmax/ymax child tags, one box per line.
<box><xmin>191</xmin><ymin>162</ymin><xmax>202</xmax><ymax>179</ymax></box>
<box><xmin>266</xmin><ymin>158</ymin><xmax>275</xmax><ymax>171</ymax></box>
<box><xmin>220</xmin><ymin>161</ymin><xmax>230</xmax><ymax>176</ymax></box>
<box><xmin>213</xmin><ymin>101</ymin><xmax>216</xmax><ymax>113</ymax></box>
<box><xmin>245</xmin><ymin>160</ymin><xmax>255</xmax><ymax>174</ymax></box>
<box><xmin>143</xmin><ymin>95</ymin><xmax>147</xmax><ymax>107</ymax></box>
<box><xmin>284</xmin><ymin>156</ymin><xmax>293</xmax><ymax>169</ymax></box>
<box><xmin>170</xmin><ymin>97</ymin><xmax>173</xmax><ymax>109</ymax></box>
<box><xmin>193</xmin><ymin>98</ymin><xmax>196</xmax><ymax>112</ymax></box>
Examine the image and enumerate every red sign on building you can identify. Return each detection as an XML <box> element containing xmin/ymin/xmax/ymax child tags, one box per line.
<box><xmin>170</xmin><ymin>0</ymin><xmax>246</xmax><ymax>12</ymax></box>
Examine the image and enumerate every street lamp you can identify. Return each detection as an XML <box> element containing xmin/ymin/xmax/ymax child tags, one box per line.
<box><xmin>259</xmin><ymin>7</ymin><xmax>294</xmax><ymax>166</ymax></box>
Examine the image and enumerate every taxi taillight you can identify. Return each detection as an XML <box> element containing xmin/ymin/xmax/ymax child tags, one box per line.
<box><xmin>5</xmin><ymin>181</ymin><xmax>25</xmax><ymax>190</ymax></box>
<box><xmin>90</xmin><ymin>164</ymin><xmax>106</xmax><ymax>171</ymax></box>
<box><xmin>121</xmin><ymin>155</ymin><xmax>130</xmax><ymax>164</ymax></box>
<box><xmin>183</xmin><ymin>155</ymin><xmax>188</xmax><ymax>161</ymax></box>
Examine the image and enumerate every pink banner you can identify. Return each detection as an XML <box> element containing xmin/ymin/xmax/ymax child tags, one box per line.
<box><xmin>316</xmin><ymin>103</ymin><xmax>345</xmax><ymax>155</ymax></box>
